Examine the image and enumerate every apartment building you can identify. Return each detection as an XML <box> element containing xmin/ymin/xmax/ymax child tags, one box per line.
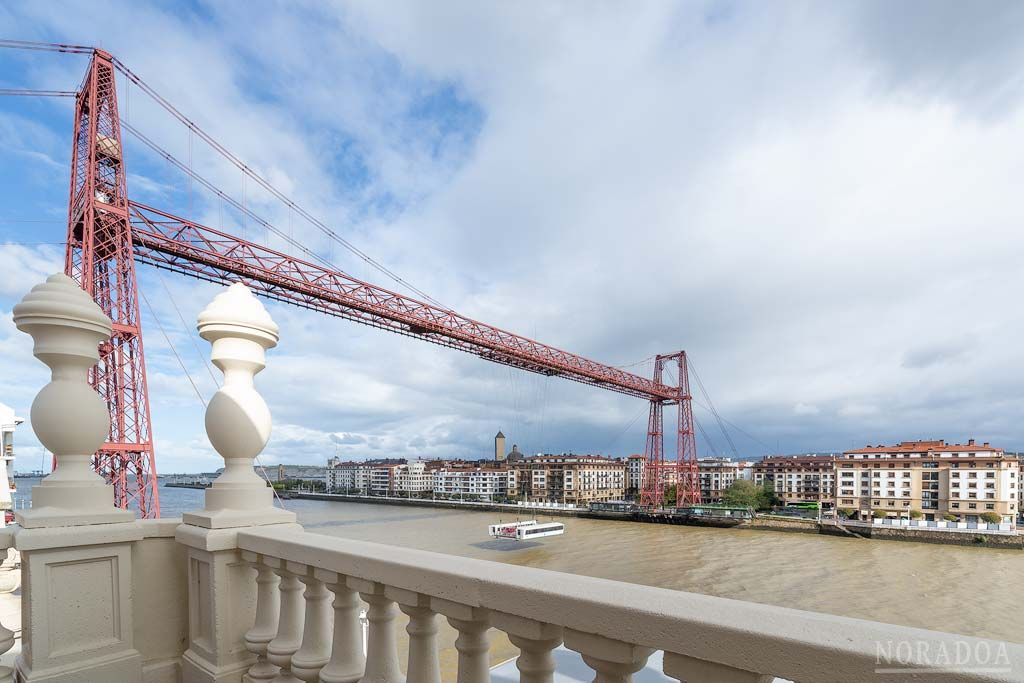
<box><xmin>432</xmin><ymin>463</ymin><xmax>514</xmax><ymax>499</ymax></box>
<box><xmin>513</xmin><ymin>454</ymin><xmax>625</xmax><ymax>505</ymax></box>
<box><xmin>326</xmin><ymin>459</ymin><xmax>429</xmax><ymax>495</ymax></box>
<box><xmin>837</xmin><ymin>439</ymin><xmax>1017</xmax><ymax>525</ymax></box>
<box><xmin>697</xmin><ymin>458</ymin><xmax>741</xmax><ymax>503</ymax></box>
<box><xmin>754</xmin><ymin>454</ymin><xmax>837</xmax><ymax>506</ymax></box>
<box><xmin>626</xmin><ymin>455</ymin><xmax>645</xmax><ymax>496</ymax></box>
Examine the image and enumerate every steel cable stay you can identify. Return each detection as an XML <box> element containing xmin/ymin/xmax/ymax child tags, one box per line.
<box><xmin>0</xmin><ymin>88</ymin><xmax>76</xmax><ymax>97</ymax></box>
<box><xmin>688</xmin><ymin>359</ymin><xmax>739</xmax><ymax>459</ymax></box>
<box><xmin>108</xmin><ymin>54</ymin><xmax>451</xmax><ymax>311</ymax></box>
<box><xmin>0</xmin><ymin>37</ymin><xmax>449</xmax><ymax>310</ymax></box>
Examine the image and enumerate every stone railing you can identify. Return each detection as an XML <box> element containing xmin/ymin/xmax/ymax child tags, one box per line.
<box><xmin>6</xmin><ymin>274</ymin><xmax>1024</xmax><ymax>683</ymax></box>
<box><xmin>228</xmin><ymin>526</ymin><xmax>1024</xmax><ymax>683</ymax></box>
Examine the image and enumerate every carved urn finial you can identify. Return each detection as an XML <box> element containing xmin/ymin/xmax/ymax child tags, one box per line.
<box><xmin>183</xmin><ymin>283</ymin><xmax>295</xmax><ymax>528</ymax></box>
<box><xmin>12</xmin><ymin>273</ymin><xmax>133</xmax><ymax>527</ymax></box>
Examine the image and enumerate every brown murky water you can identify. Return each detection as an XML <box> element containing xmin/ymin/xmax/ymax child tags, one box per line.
<box><xmin>287</xmin><ymin>499</ymin><xmax>1022</xmax><ymax>649</ymax></box>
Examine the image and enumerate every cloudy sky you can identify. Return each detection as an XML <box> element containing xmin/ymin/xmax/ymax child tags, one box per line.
<box><xmin>1</xmin><ymin>1</ymin><xmax>1023</xmax><ymax>473</ymax></box>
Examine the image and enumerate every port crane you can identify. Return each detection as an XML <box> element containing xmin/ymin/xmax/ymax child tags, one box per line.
<box><xmin>1</xmin><ymin>40</ymin><xmax>700</xmax><ymax>516</ymax></box>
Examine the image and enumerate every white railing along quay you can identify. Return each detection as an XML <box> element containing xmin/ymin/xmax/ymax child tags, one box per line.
<box><xmin>236</xmin><ymin>526</ymin><xmax>1024</xmax><ymax>683</ymax></box>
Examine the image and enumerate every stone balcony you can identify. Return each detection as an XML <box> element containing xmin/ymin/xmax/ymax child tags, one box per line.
<box><xmin>1</xmin><ymin>274</ymin><xmax>1022</xmax><ymax>682</ymax></box>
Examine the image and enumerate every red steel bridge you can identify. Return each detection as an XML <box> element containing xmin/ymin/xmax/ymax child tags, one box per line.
<box><xmin>2</xmin><ymin>41</ymin><xmax>700</xmax><ymax>516</ymax></box>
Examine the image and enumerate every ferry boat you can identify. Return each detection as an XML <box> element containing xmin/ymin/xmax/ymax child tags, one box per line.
<box><xmin>488</xmin><ymin>520</ymin><xmax>565</xmax><ymax>540</ymax></box>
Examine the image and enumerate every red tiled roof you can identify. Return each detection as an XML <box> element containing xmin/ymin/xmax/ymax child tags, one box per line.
<box><xmin>844</xmin><ymin>439</ymin><xmax>1001</xmax><ymax>455</ymax></box>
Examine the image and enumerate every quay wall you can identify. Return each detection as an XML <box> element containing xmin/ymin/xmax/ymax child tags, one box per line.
<box><xmin>868</xmin><ymin>525</ymin><xmax>1024</xmax><ymax>548</ymax></box>
<box><xmin>292</xmin><ymin>493</ymin><xmax>1022</xmax><ymax>549</ymax></box>
<box><xmin>293</xmin><ymin>492</ymin><xmax>589</xmax><ymax>517</ymax></box>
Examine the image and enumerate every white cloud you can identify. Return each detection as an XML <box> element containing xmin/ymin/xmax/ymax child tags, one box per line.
<box><xmin>3</xmin><ymin>2</ymin><xmax>1024</xmax><ymax>473</ymax></box>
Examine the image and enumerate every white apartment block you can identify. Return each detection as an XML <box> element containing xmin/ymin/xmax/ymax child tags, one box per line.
<box><xmin>697</xmin><ymin>458</ymin><xmax>741</xmax><ymax>502</ymax></box>
<box><xmin>838</xmin><ymin>440</ymin><xmax>1018</xmax><ymax>525</ymax></box>
<box><xmin>433</xmin><ymin>466</ymin><xmax>513</xmax><ymax>499</ymax></box>
<box><xmin>626</xmin><ymin>455</ymin><xmax>645</xmax><ymax>495</ymax></box>
<box><xmin>327</xmin><ymin>459</ymin><xmax>432</xmax><ymax>495</ymax></box>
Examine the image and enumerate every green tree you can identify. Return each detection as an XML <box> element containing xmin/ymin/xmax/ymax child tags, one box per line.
<box><xmin>871</xmin><ymin>510</ymin><xmax>886</xmax><ymax>519</ymax></box>
<box><xmin>942</xmin><ymin>513</ymin><xmax>958</xmax><ymax>522</ymax></box>
<box><xmin>838</xmin><ymin>508</ymin><xmax>855</xmax><ymax>519</ymax></box>
<box><xmin>980</xmin><ymin>512</ymin><xmax>1002</xmax><ymax>524</ymax></box>
<box><xmin>723</xmin><ymin>480</ymin><xmax>765</xmax><ymax>509</ymax></box>
<box><xmin>760</xmin><ymin>482</ymin><xmax>780</xmax><ymax>509</ymax></box>
<box><xmin>908</xmin><ymin>509</ymin><xmax>923</xmax><ymax>520</ymax></box>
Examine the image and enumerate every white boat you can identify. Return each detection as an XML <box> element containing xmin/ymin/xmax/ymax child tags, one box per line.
<box><xmin>488</xmin><ymin>520</ymin><xmax>565</xmax><ymax>540</ymax></box>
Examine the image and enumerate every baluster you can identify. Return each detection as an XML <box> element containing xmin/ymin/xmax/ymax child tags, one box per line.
<box><xmin>388</xmin><ymin>589</ymin><xmax>441</xmax><ymax>683</ymax></box>
<box><xmin>564</xmin><ymin>630</ymin><xmax>653</xmax><ymax>683</ymax></box>
<box><xmin>348</xmin><ymin>578</ymin><xmax>404</xmax><ymax>683</ymax></box>
<box><xmin>491</xmin><ymin>613</ymin><xmax>562</xmax><ymax>683</ymax></box>
<box><xmin>319</xmin><ymin>570</ymin><xmax>366</xmax><ymax>683</ymax></box>
<box><xmin>663</xmin><ymin>651</ymin><xmax>774</xmax><ymax>683</ymax></box>
<box><xmin>432</xmin><ymin>599</ymin><xmax>490</xmax><ymax>683</ymax></box>
<box><xmin>242</xmin><ymin>551</ymin><xmax>281</xmax><ymax>683</ymax></box>
<box><xmin>267</xmin><ymin>560</ymin><xmax>306</xmax><ymax>683</ymax></box>
<box><xmin>291</xmin><ymin>568</ymin><xmax>334</xmax><ymax>682</ymax></box>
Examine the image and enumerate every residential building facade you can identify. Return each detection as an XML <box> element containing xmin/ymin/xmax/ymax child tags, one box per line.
<box><xmin>754</xmin><ymin>454</ymin><xmax>837</xmax><ymax>506</ymax></box>
<box><xmin>697</xmin><ymin>457</ymin><xmax>741</xmax><ymax>503</ymax></box>
<box><xmin>837</xmin><ymin>439</ymin><xmax>1017</xmax><ymax>525</ymax></box>
<box><xmin>432</xmin><ymin>463</ymin><xmax>514</xmax><ymax>499</ymax></box>
<box><xmin>513</xmin><ymin>454</ymin><xmax>626</xmax><ymax>505</ymax></box>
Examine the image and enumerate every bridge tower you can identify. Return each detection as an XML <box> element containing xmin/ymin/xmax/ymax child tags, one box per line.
<box><xmin>64</xmin><ymin>49</ymin><xmax>159</xmax><ymax>517</ymax></box>
<box><xmin>639</xmin><ymin>352</ymin><xmax>700</xmax><ymax>507</ymax></box>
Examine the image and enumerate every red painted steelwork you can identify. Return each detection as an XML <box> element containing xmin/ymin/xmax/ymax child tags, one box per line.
<box><xmin>64</xmin><ymin>50</ymin><xmax>159</xmax><ymax>517</ymax></box>
<box><xmin>57</xmin><ymin>48</ymin><xmax>695</xmax><ymax>517</ymax></box>
<box><xmin>640</xmin><ymin>352</ymin><xmax>700</xmax><ymax>508</ymax></box>
<box><xmin>126</xmin><ymin>202</ymin><xmax>676</xmax><ymax>402</ymax></box>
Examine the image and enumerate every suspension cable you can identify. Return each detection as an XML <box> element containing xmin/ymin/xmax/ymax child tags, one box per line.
<box><xmin>109</xmin><ymin>55</ymin><xmax>450</xmax><ymax>310</ymax></box>
<box><xmin>121</xmin><ymin>120</ymin><xmax>335</xmax><ymax>271</ymax></box>
<box><xmin>688</xmin><ymin>359</ymin><xmax>739</xmax><ymax>459</ymax></box>
<box><xmin>0</xmin><ymin>39</ymin><xmax>92</xmax><ymax>54</ymax></box>
<box><xmin>0</xmin><ymin>88</ymin><xmax>75</xmax><ymax>97</ymax></box>
<box><xmin>138</xmin><ymin>288</ymin><xmax>207</xmax><ymax>409</ymax></box>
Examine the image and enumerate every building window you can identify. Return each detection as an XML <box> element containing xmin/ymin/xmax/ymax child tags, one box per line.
<box><xmin>952</xmin><ymin>503</ymin><xmax>960</xmax><ymax>509</ymax></box>
<box><xmin>968</xmin><ymin>503</ymin><xmax>977</xmax><ymax>509</ymax></box>
<box><xmin>986</xmin><ymin>504</ymin><xmax>994</xmax><ymax>510</ymax></box>
<box><xmin>887</xmin><ymin>501</ymin><xmax>895</xmax><ymax>507</ymax></box>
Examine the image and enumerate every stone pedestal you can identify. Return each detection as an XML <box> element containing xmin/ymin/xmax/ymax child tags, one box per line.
<box><xmin>13</xmin><ymin>524</ymin><xmax>144</xmax><ymax>683</ymax></box>
<box><xmin>178</xmin><ymin>526</ymin><xmax>302</xmax><ymax>683</ymax></box>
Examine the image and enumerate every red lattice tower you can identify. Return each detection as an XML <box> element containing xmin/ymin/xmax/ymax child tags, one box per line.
<box><xmin>41</xmin><ymin>44</ymin><xmax>696</xmax><ymax>519</ymax></box>
<box><xmin>639</xmin><ymin>352</ymin><xmax>700</xmax><ymax>507</ymax></box>
<box><xmin>64</xmin><ymin>49</ymin><xmax>160</xmax><ymax>517</ymax></box>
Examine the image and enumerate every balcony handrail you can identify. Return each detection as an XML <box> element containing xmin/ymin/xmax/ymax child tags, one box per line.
<box><xmin>237</xmin><ymin>526</ymin><xmax>1024</xmax><ymax>683</ymax></box>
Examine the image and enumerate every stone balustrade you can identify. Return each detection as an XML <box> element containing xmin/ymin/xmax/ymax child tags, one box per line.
<box><xmin>228</xmin><ymin>527</ymin><xmax>1024</xmax><ymax>683</ymax></box>
<box><xmin>6</xmin><ymin>274</ymin><xmax>1024</xmax><ymax>683</ymax></box>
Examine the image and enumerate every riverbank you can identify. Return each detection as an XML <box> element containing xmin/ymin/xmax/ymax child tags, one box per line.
<box><xmin>294</xmin><ymin>492</ymin><xmax>588</xmax><ymax>516</ymax></box>
<box><xmin>293</xmin><ymin>492</ymin><xmax>1022</xmax><ymax>549</ymax></box>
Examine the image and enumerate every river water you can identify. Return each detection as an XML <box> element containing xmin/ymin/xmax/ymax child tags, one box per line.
<box><xmin>12</xmin><ymin>479</ymin><xmax>1022</xmax><ymax>674</ymax></box>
